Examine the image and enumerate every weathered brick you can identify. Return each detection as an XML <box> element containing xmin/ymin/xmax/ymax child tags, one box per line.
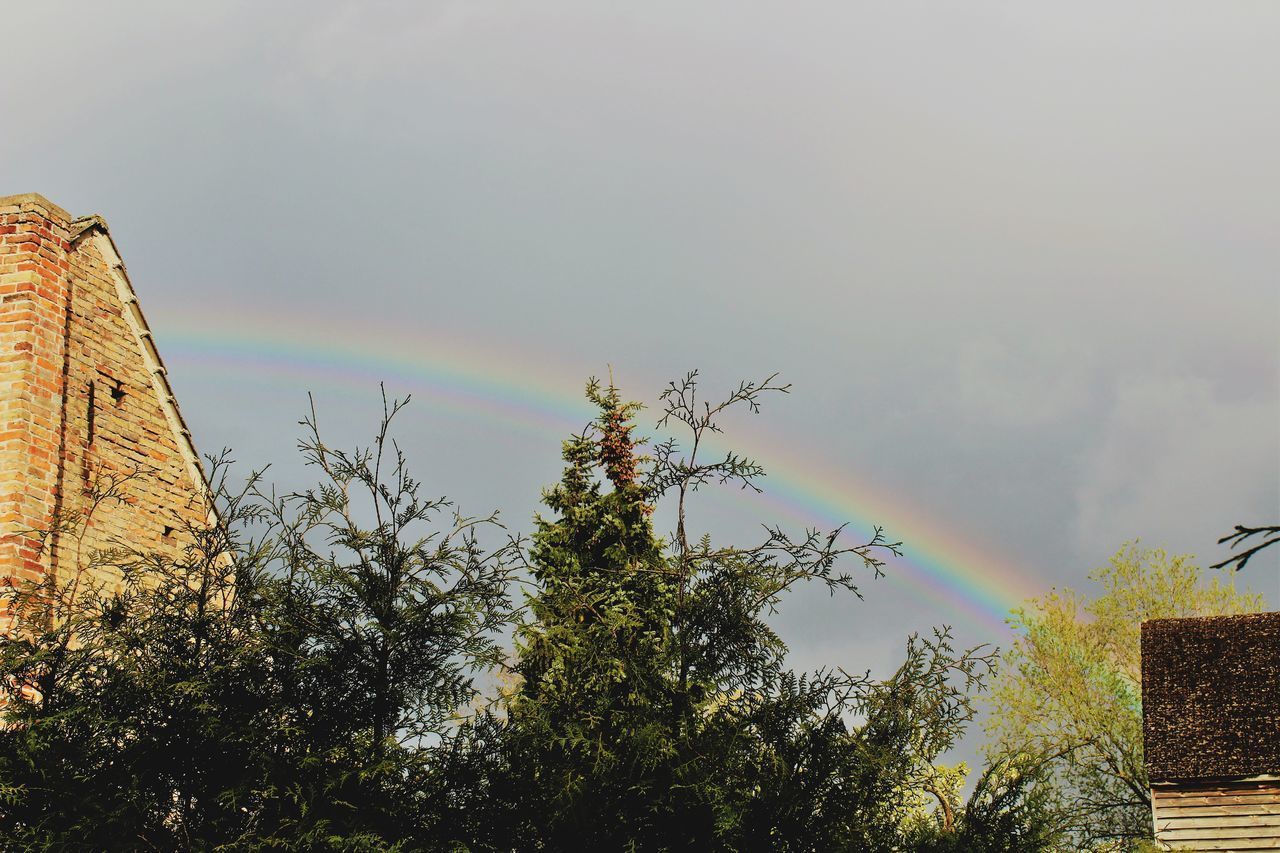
<box><xmin>0</xmin><ymin>193</ymin><xmax>209</xmax><ymax>594</ymax></box>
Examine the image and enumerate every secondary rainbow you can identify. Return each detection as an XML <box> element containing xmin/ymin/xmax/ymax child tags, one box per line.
<box><xmin>155</xmin><ymin>309</ymin><xmax>1042</xmax><ymax>636</ymax></box>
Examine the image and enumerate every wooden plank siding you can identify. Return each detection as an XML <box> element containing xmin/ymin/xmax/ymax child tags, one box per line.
<box><xmin>1153</xmin><ymin>779</ymin><xmax>1280</xmax><ymax>851</ymax></box>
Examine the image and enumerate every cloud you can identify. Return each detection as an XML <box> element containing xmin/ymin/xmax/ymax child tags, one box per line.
<box><xmin>1072</xmin><ymin>373</ymin><xmax>1278</xmax><ymax>563</ymax></box>
<box><xmin>279</xmin><ymin>0</ymin><xmax>488</xmax><ymax>86</ymax></box>
<box><xmin>5</xmin><ymin>0</ymin><xmax>1278</xmax><ymax>633</ymax></box>
<box><xmin>950</xmin><ymin>336</ymin><xmax>1097</xmax><ymax>428</ymax></box>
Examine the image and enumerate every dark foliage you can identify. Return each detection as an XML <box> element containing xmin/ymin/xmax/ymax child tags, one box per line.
<box><xmin>0</xmin><ymin>393</ymin><xmax>516</xmax><ymax>850</ymax></box>
<box><xmin>0</xmin><ymin>376</ymin><xmax>1062</xmax><ymax>851</ymax></box>
<box><xmin>476</xmin><ymin>374</ymin><xmax>1007</xmax><ymax>851</ymax></box>
<box><xmin>911</xmin><ymin>754</ymin><xmax>1069</xmax><ymax>853</ymax></box>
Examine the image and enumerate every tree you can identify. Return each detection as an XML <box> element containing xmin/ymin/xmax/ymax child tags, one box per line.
<box><xmin>0</xmin><ymin>393</ymin><xmax>518</xmax><ymax>850</ymax></box>
<box><xmin>498</xmin><ymin>379</ymin><xmax>681</xmax><ymax>849</ymax></box>
<box><xmin>242</xmin><ymin>394</ymin><xmax>520</xmax><ymax>848</ymax></box>
<box><xmin>983</xmin><ymin>544</ymin><xmax>1263</xmax><ymax>849</ymax></box>
<box><xmin>908</xmin><ymin>753</ymin><xmax>1071</xmax><ymax>853</ymax></box>
<box><xmin>0</xmin><ymin>375</ymin><xmax>1053</xmax><ymax>850</ymax></box>
<box><xmin>489</xmin><ymin>373</ymin><xmax>999</xmax><ymax>851</ymax></box>
<box><xmin>0</xmin><ymin>463</ymin><xmax>273</xmax><ymax>850</ymax></box>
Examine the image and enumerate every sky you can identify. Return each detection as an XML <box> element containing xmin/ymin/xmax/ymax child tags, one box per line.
<box><xmin>3</xmin><ymin>0</ymin><xmax>1277</xmax><ymax>746</ymax></box>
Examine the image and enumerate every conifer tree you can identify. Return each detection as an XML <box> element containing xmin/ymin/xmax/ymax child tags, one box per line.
<box><xmin>502</xmin><ymin>378</ymin><xmax>682</xmax><ymax>848</ymax></box>
<box><xmin>0</xmin><ymin>394</ymin><xmax>518</xmax><ymax>851</ymax></box>
<box><xmin>0</xmin><ymin>377</ymin><xmax>1059</xmax><ymax>851</ymax></box>
<box><xmin>493</xmin><ymin>374</ymin><xmax>1000</xmax><ymax>851</ymax></box>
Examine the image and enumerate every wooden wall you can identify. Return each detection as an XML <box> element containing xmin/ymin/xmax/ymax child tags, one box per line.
<box><xmin>1152</xmin><ymin>777</ymin><xmax>1280</xmax><ymax>850</ymax></box>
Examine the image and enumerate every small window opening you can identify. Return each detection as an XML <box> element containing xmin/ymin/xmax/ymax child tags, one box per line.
<box><xmin>86</xmin><ymin>380</ymin><xmax>96</xmax><ymax>445</ymax></box>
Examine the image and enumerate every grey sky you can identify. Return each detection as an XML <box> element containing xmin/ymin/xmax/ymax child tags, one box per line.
<box><xmin>4</xmin><ymin>1</ymin><xmax>1277</xmax><ymax>728</ymax></box>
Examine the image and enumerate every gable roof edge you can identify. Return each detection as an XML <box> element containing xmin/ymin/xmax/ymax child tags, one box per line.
<box><xmin>72</xmin><ymin>218</ymin><xmax>213</xmax><ymax>518</ymax></box>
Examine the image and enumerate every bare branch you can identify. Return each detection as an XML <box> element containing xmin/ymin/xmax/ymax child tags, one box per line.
<box><xmin>1211</xmin><ymin>524</ymin><xmax>1280</xmax><ymax>571</ymax></box>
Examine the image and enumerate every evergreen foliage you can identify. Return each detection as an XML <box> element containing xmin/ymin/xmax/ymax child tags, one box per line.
<box><xmin>0</xmin><ymin>376</ymin><xmax>1064</xmax><ymax>851</ymax></box>
<box><xmin>481</xmin><ymin>374</ymin><xmax>1019</xmax><ymax>851</ymax></box>
<box><xmin>0</xmin><ymin>394</ymin><xmax>517</xmax><ymax>850</ymax></box>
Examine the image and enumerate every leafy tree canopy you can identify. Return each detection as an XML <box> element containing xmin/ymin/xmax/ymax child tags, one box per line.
<box><xmin>983</xmin><ymin>544</ymin><xmax>1263</xmax><ymax>849</ymax></box>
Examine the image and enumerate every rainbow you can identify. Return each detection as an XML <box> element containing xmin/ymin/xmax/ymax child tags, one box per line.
<box><xmin>152</xmin><ymin>307</ymin><xmax>1043</xmax><ymax>637</ymax></box>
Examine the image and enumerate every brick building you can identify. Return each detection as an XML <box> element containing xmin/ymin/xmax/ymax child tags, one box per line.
<box><xmin>1142</xmin><ymin>612</ymin><xmax>1280</xmax><ymax>850</ymax></box>
<box><xmin>0</xmin><ymin>192</ymin><xmax>208</xmax><ymax>594</ymax></box>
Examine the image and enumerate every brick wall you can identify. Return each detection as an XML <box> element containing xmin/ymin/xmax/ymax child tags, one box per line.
<box><xmin>0</xmin><ymin>193</ymin><xmax>208</xmax><ymax>594</ymax></box>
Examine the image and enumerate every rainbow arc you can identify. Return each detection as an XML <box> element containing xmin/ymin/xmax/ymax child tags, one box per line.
<box><xmin>157</xmin><ymin>310</ymin><xmax>1042</xmax><ymax>636</ymax></box>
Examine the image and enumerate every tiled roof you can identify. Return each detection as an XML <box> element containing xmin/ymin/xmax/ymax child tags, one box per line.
<box><xmin>1142</xmin><ymin>612</ymin><xmax>1280</xmax><ymax>781</ymax></box>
